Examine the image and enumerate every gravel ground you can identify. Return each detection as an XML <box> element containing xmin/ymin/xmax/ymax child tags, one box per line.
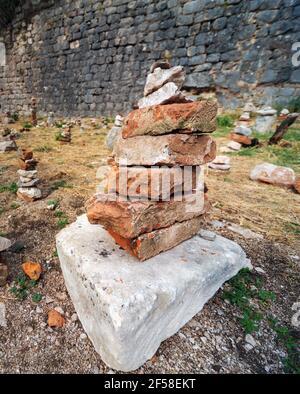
<box><xmin>0</xmin><ymin>119</ymin><xmax>299</xmax><ymax>374</ymax></box>
<box><xmin>0</xmin><ymin>216</ymin><xmax>299</xmax><ymax>374</ymax></box>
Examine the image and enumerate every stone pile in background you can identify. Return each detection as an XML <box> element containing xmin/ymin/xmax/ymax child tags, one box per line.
<box><xmin>56</xmin><ymin>125</ymin><xmax>72</xmax><ymax>143</ymax></box>
<box><xmin>47</xmin><ymin>112</ymin><xmax>55</xmax><ymax>127</ymax></box>
<box><xmin>225</xmin><ymin>102</ymin><xmax>259</xmax><ymax>150</ymax></box>
<box><xmin>86</xmin><ymin>63</ymin><xmax>218</xmax><ymax>261</ymax></box>
<box><xmin>31</xmin><ymin>97</ymin><xmax>38</xmax><ymax>127</ymax></box>
<box><xmin>279</xmin><ymin>108</ymin><xmax>290</xmax><ymax>120</ymax></box>
<box><xmin>255</xmin><ymin>107</ymin><xmax>277</xmax><ymax>133</ymax></box>
<box><xmin>17</xmin><ymin>149</ymin><xmax>42</xmax><ymax>202</ymax></box>
<box><xmin>250</xmin><ymin>163</ymin><xmax>296</xmax><ymax>187</ymax></box>
<box><xmin>0</xmin><ymin>236</ymin><xmax>13</xmax><ymax>287</ymax></box>
<box><xmin>294</xmin><ymin>177</ymin><xmax>300</xmax><ymax>194</ymax></box>
<box><xmin>106</xmin><ymin>114</ymin><xmax>124</xmax><ymax>150</ymax></box>
<box><xmin>208</xmin><ymin>156</ymin><xmax>231</xmax><ymax>171</ymax></box>
<box><xmin>0</xmin><ymin>127</ymin><xmax>18</xmax><ymax>152</ymax></box>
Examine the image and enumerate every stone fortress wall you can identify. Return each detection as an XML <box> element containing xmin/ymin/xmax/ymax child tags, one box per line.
<box><xmin>0</xmin><ymin>0</ymin><xmax>299</xmax><ymax>116</ymax></box>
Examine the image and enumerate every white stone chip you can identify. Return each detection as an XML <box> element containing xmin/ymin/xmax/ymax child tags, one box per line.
<box><xmin>138</xmin><ymin>82</ymin><xmax>191</xmax><ymax>109</ymax></box>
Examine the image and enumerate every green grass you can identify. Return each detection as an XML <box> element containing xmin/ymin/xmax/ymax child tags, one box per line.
<box><xmin>57</xmin><ymin>218</ymin><xmax>69</xmax><ymax>229</ymax></box>
<box><xmin>55</xmin><ymin>122</ymin><xmax>64</xmax><ymax>128</ymax></box>
<box><xmin>268</xmin><ymin>317</ymin><xmax>300</xmax><ymax>374</ymax></box>
<box><xmin>285</xmin><ymin>222</ymin><xmax>300</xmax><ymax>235</ymax></box>
<box><xmin>0</xmin><ymin>207</ymin><xmax>5</xmax><ymax>216</ymax></box>
<box><xmin>217</xmin><ymin>114</ymin><xmax>235</xmax><ymax>128</ymax></box>
<box><xmin>23</xmin><ymin>123</ymin><xmax>32</xmax><ymax>129</ymax></box>
<box><xmin>10</xmin><ymin>273</ymin><xmax>38</xmax><ymax>301</ymax></box>
<box><xmin>34</xmin><ymin>145</ymin><xmax>54</xmax><ymax>153</ymax></box>
<box><xmin>55</xmin><ymin>131</ymin><xmax>64</xmax><ymax>141</ymax></box>
<box><xmin>222</xmin><ymin>268</ymin><xmax>274</xmax><ymax>334</ymax></box>
<box><xmin>234</xmin><ymin>147</ymin><xmax>262</xmax><ymax>157</ymax></box>
<box><xmin>47</xmin><ymin>199</ymin><xmax>59</xmax><ymax>209</ymax></box>
<box><xmin>11</xmin><ymin>112</ymin><xmax>19</xmax><ymax>122</ymax></box>
<box><xmin>10</xmin><ymin>202</ymin><xmax>20</xmax><ymax>210</ymax></box>
<box><xmin>251</xmin><ymin>128</ymin><xmax>299</xmax><ymax>142</ymax></box>
<box><xmin>51</xmin><ymin>180</ymin><xmax>73</xmax><ymax>190</ymax></box>
<box><xmin>0</xmin><ymin>182</ymin><xmax>18</xmax><ymax>194</ymax></box>
<box><xmin>54</xmin><ymin>210</ymin><xmax>65</xmax><ymax>218</ymax></box>
<box><xmin>213</xmin><ymin>125</ymin><xmax>232</xmax><ymax>138</ymax></box>
<box><xmin>230</xmin><ymin>131</ymin><xmax>300</xmax><ymax>171</ymax></box>
<box><xmin>223</xmin><ymin>268</ymin><xmax>299</xmax><ymax>374</ymax></box>
<box><xmin>53</xmin><ymin>210</ymin><xmax>69</xmax><ymax>229</ymax></box>
<box><xmin>103</xmin><ymin>116</ymin><xmax>115</xmax><ymax>125</ymax></box>
<box><xmin>32</xmin><ymin>293</ymin><xmax>43</xmax><ymax>303</ymax></box>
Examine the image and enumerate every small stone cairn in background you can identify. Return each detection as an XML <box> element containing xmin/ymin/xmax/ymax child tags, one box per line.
<box><xmin>106</xmin><ymin>115</ymin><xmax>124</xmax><ymax>150</ymax></box>
<box><xmin>47</xmin><ymin>112</ymin><xmax>55</xmax><ymax>127</ymax></box>
<box><xmin>17</xmin><ymin>148</ymin><xmax>42</xmax><ymax>202</ymax></box>
<box><xmin>31</xmin><ymin>97</ymin><xmax>38</xmax><ymax>127</ymax></box>
<box><xmin>254</xmin><ymin>107</ymin><xmax>278</xmax><ymax>134</ymax></box>
<box><xmin>56</xmin><ymin>125</ymin><xmax>72</xmax><ymax>143</ymax></box>
<box><xmin>0</xmin><ymin>127</ymin><xmax>18</xmax><ymax>152</ymax></box>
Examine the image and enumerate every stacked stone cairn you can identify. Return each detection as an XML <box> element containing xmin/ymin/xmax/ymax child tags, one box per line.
<box><xmin>255</xmin><ymin>107</ymin><xmax>277</xmax><ymax>134</ymax></box>
<box><xmin>106</xmin><ymin>114</ymin><xmax>124</xmax><ymax>150</ymax></box>
<box><xmin>86</xmin><ymin>62</ymin><xmax>218</xmax><ymax>261</ymax></box>
<box><xmin>17</xmin><ymin>148</ymin><xmax>42</xmax><ymax>202</ymax></box>
<box><xmin>0</xmin><ymin>128</ymin><xmax>18</xmax><ymax>152</ymax></box>
<box><xmin>57</xmin><ymin>125</ymin><xmax>72</xmax><ymax>143</ymax></box>
<box><xmin>31</xmin><ymin>97</ymin><xmax>38</xmax><ymax>127</ymax></box>
<box><xmin>222</xmin><ymin>102</ymin><xmax>259</xmax><ymax>153</ymax></box>
<box><xmin>47</xmin><ymin>112</ymin><xmax>55</xmax><ymax>127</ymax></box>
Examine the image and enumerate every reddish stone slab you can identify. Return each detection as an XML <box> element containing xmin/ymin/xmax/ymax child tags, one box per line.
<box><xmin>108</xmin><ymin>216</ymin><xmax>206</xmax><ymax>261</ymax></box>
<box><xmin>113</xmin><ymin>134</ymin><xmax>216</xmax><ymax>166</ymax></box>
<box><xmin>293</xmin><ymin>177</ymin><xmax>300</xmax><ymax>194</ymax></box>
<box><xmin>86</xmin><ymin>192</ymin><xmax>209</xmax><ymax>239</ymax></box>
<box><xmin>230</xmin><ymin>133</ymin><xmax>252</xmax><ymax>146</ymax></box>
<box><xmin>106</xmin><ymin>164</ymin><xmax>204</xmax><ymax>200</ymax></box>
<box><xmin>122</xmin><ymin>101</ymin><xmax>217</xmax><ymax>139</ymax></box>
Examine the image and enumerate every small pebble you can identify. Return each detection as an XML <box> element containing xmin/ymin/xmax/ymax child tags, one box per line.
<box><xmin>199</xmin><ymin>230</ymin><xmax>216</xmax><ymax>241</ymax></box>
<box><xmin>71</xmin><ymin>313</ymin><xmax>78</xmax><ymax>322</ymax></box>
<box><xmin>254</xmin><ymin>267</ymin><xmax>266</xmax><ymax>274</ymax></box>
<box><xmin>245</xmin><ymin>334</ymin><xmax>257</xmax><ymax>347</ymax></box>
<box><xmin>54</xmin><ymin>306</ymin><xmax>64</xmax><ymax>315</ymax></box>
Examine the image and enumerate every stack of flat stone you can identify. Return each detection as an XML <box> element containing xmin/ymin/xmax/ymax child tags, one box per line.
<box><xmin>17</xmin><ymin>149</ymin><xmax>42</xmax><ymax>202</ymax></box>
<box><xmin>255</xmin><ymin>107</ymin><xmax>278</xmax><ymax>133</ymax></box>
<box><xmin>105</xmin><ymin>114</ymin><xmax>124</xmax><ymax>150</ymax></box>
<box><xmin>229</xmin><ymin>124</ymin><xmax>258</xmax><ymax>147</ymax></box>
<box><xmin>86</xmin><ymin>63</ymin><xmax>218</xmax><ymax>261</ymax></box>
<box><xmin>209</xmin><ymin>155</ymin><xmax>231</xmax><ymax>171</ymax></box>
<box><xmin>31</xmin><ymin>97</ymin><xmax>38</xmax><ymax>126</ymax></box>
<box><xmin>57</xmin><ymin>125</ymin><xmax>72</xmax><ymax>143</ymax></box>
<box><xmin>0</xmin><ymin>128</ymin><xmax>18</xmax><ymax>153</ymax></box>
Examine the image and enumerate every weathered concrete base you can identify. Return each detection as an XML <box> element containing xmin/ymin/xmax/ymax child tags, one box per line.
<box><xmin>56</xmin><ymin>215</ymin><xmax>250</xmax><ymax>372</ymax></box>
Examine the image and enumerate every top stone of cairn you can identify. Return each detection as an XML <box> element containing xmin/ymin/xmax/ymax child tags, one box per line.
<box><xmin>138</xmin><ymin>61</ymin><xmax>192</xmax><ymax>108</ymax></box>
<box><xmin>144</xmin><ymin>65</ymin><xmax>185</xmax><ymax>97</ymax></box>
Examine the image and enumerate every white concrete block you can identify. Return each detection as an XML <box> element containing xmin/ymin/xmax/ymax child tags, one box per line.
<box><xmin>56</xmin><ymin>215</ymin><xmax>250</xmax><ymax>372</ymax></box>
